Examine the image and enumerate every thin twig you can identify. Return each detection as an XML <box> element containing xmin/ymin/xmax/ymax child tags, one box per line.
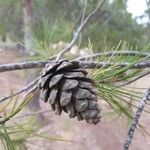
<box><xmin>118</xmin><ymin>71</ymin><xmax>150</xmax><ymax>87</ymax></box>
<box><xmin>76</xmin><ymin>51</ymin><xmax>150</xmax><ymax>61</ymax></box>
<box><xmin>0</xmin><ymin>60</ymin><xmax>150</xmax><ymax>73</ymax></box>
<box><xmin>123</xmin><ymin>87</ymin><xmax>150</xmax><ymax>150</ymax></box>
<box><xmin>0</xmin><ymin>77</ymin><xmax>40</xmax><ymax>103</ymax></box>
<box><xmin>56</xmin><ymin>0</ymin><xmax>106</xmax><ymax>60</ymax></box>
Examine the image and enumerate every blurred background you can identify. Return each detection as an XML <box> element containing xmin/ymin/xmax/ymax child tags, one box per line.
<box><xmin>0</xmin><ymin>0</ymin><xmax>150</xmax><ymax>150</ymax></box>
<box><xmin>0</xmin><ymin>0</ymin><xmax>150</xmax><ymax>53</ymax></box>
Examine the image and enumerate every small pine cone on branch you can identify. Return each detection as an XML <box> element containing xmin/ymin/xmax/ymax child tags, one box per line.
<box><xmin>39</xmin><ymin>60</ymin><xmax>101</xmax><ymax>124</ymax></box>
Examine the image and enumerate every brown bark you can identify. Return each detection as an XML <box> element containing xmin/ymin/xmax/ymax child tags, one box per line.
<box><xmin>23</xmin><ymin>0</ymin><xmax>45</xmax><ymax>124</ymax></box>
<box><xmin>23</xmin><ymin>0</ymin><xmax>33</xmax><ymax>55</ymax></box>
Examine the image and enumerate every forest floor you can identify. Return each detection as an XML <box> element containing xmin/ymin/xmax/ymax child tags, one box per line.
<box><xmin>0</xmin><ymin>50</ymin><xmax>150</xmax><ymax>150</ymax></box>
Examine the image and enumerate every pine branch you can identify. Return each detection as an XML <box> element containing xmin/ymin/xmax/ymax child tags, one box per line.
<box><xmin>0</xmin><ymin>60</ymin><xmax>150</xmax><ymax>73</ymax></box>
<box><xmin>123</xmin><ymin>87</ymin><xmax>150</xmax><ymax>150</ymax></box>
<box><xmin>79</xmin><ymin>61</ymin><xmax>150</xmax><ymax>69</ymax></box>
<box><xmin>0</xmin><ymin>60</ymin><xmax>48</xmax><ymax>73</ymax></box>
<box><xmin>76</xmin><ymin>51</ymin><xmax>150</xmax><ymax>61</ymax></box>
<box><xmin>56</xmin><ymin>0</ymin><xmax>106</xmax><ymax>60</ymax></box>
<box><xmin>0</xmin><ymin>59</ymin><xmax>149</xmax><ymax>103</ymax></box>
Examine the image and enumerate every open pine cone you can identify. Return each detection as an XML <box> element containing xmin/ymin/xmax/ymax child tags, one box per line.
<box><xmin>39</xmin><ymin>60</ymin><xmax>101</xmax><ymax>124</ymax></box>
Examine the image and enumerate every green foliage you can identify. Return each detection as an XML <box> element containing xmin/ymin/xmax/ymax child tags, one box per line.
<box><xmin>0</xmin><ymin>0</ymin><xmax>149</xmax><ymax>50</ymax></box>
<box><xmin>0</xmin><ymin>92</ymin><xmax>72</xmax><ymax>150</ymax></box>
<box><xmin>32</xmin><ymin>19</ymin><xmax>73</xmax><ymax>60</ymax></box>
<box><xmin>0</xmin><ymin>94</ymin><xmax>33</xmax><ymax>150</ymax></box>
<box><xmin>91</xmin><ymin>42</ymin><xmax>149</xmax><ymax>120</ymax></box>
<box><xmin>82</xmin><ymin>5</ymin><xmax>146</xmax><ymax>50</ymax></box>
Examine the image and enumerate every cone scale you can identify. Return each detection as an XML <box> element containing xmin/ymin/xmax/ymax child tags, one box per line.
<box><xmin>39</xmin><ymin>60</ymin><xmax>101</xmax><ymax>124</ymax></box>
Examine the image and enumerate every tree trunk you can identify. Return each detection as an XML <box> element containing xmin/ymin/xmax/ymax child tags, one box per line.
<box><xmin>23</xmin><ymin>0</ymin><xmax>45</xmax><ymax>124</ymax></box>
<box><xmin>23</xmin><ymin>0</ymin><xmax>33</xmax><ymax>55</ymax></box>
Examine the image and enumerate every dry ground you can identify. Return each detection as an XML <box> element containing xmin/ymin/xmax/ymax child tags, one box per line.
<box><xmin>0</xmin><ymin>50</ymin><xmax>150</xmax><ymax>150</ymax></box>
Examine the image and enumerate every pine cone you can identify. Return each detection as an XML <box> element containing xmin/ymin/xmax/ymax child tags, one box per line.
<box><xmin>39</xmin><ymin>60</ymin><xmax>101</xmax><ymax>124</ymax></box>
